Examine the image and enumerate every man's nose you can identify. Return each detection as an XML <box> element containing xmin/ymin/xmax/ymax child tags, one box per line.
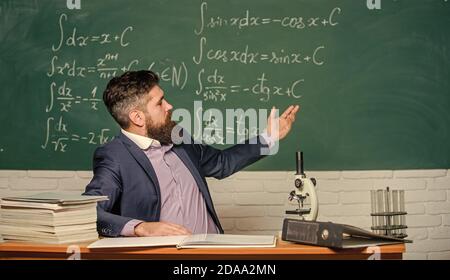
<box><xmin>165</xmin><ymin>101</ymin><xmax>173</xmax><ymax>111</ymax></box>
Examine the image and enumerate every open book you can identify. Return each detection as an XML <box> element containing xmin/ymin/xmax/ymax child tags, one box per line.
<box><xmin>88</xmin><ymin>234</ymin><xmax>277</xmax><ymax>249</ymax></box>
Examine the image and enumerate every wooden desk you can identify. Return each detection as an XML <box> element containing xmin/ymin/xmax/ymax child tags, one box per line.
<box><xmin>0</xmin><ymin>240</ymin><xmax>405</xmax><ymax>260</ymax></box>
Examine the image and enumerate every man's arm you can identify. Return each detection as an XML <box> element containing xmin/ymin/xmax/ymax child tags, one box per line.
<box><xmin>84</xmin><ymin>146</ymin><xmax>191</xmax><ymax>237</ymax></box>
<box><xmin>83</xmin><ymin>146</ymin><xmax>134</xmax><ymax>237</ymax></box>
<box><xmin>195</xmin><ymin>135</ymin><xmax>269</xmax><ymax>179</ymax></box>
<box><xmin>195</xmin><ymin>105</ymin><xmax>299</xmax><ymax>179</ymax></box>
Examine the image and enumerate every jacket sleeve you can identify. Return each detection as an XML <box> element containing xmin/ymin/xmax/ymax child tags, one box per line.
<box><xmin>195</xmin><ymin>135</ymin><xmax>269</xmax><ymax>179</ymax></box>
<box><xmin>83</xmin><ymin>146</ymin><xmax>133</xmax><ymax>237</ymax></box>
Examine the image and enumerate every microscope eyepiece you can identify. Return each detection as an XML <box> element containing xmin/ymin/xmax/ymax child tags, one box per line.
<box><xmin>296</xmin><ymin>151</ymin><xmax>305</xmax><ymax>176</ymax></box>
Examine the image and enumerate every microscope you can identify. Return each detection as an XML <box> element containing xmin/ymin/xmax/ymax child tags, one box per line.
<box><xmin>285</xmin><ymin>151</ymin><xmax>318</xmax><ymax>221</ymax></box>
<box><xmin>282</xmin><ymin>153</ymin><xmax>412</xmax><ymax>248</ymax></box>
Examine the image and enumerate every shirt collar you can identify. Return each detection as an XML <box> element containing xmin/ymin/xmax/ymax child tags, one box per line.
<box><xmin>121</xmin><ymin>129</ymin><xmax>160</xmax><ymax>150</ymax></box>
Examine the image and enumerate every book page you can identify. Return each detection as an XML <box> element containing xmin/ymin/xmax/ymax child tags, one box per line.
<box><xmin>1</xmin><ymin>192</ymin><xmax>108</xmax><ymax>205</ymax></box>
<box><xmin>87</xmin><ymin>235</ymin><xmax>188</xmax><ymax>249</ymax></box>
<box><xmin>177</xmin><ymin>234</ymin><xmax>276</xmax><ymax>248</ymax></box>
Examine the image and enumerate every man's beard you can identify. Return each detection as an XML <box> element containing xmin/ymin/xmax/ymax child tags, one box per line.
<box><xmin>146</xmin><ymin>111</ymin><xmax>178</xmax><ymax>145</ymax></box>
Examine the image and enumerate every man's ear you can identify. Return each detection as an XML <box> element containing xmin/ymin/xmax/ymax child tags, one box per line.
<box><xmin>128</xmin><ymin>110</ymin><xmax>145</xmax><ymax>127</ymax></box>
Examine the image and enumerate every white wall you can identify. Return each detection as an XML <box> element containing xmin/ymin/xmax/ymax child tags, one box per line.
<box><xmin>1</xmin><ymin>169</ymin><xmax>449</xmax><ymax>259</ymax></box>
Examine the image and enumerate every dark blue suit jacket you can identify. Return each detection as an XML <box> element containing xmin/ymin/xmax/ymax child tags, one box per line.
<box><xmin>84</xmin><ymin>132</ymin><xmax>268</xmax><ymax>237</ymax></box>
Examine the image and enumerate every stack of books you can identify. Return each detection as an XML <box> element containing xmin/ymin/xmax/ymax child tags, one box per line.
<box><xmin>0</xmin><ymin>192</ymin><xmax>107</xmax><ymax>244</ymax></box>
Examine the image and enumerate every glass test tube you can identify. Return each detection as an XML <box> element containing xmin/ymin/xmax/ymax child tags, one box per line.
<box><xmin>392</xmin><ymin>190</ymin><xmax>399</xmax><ymax>236</ymax></box>
<box><xmin>399</xmin><ymin>190</ymin><xmax>406</xmax><ymax>236</ymax></box>
<box><xmin>370</xmin><ymin>190</ymin><xmax>377</xmax><ymax>234</ymax></box>
<box><xmin>385</xmin><ymin>188</ymin><xmax>392</xmax><ymax>236</ymax></box>
<box><xmin>377</xmin><ymin>189</ymin><xmax>385</xmax><ymax>235</ymax></box>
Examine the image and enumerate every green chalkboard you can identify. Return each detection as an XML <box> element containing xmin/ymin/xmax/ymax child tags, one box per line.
<box><xmin>0</xmin><ymin>0</ymin><xmax>449</xmax><ymax>171</ymax></box>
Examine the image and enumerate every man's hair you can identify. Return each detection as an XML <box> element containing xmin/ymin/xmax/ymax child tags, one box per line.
<box><xmin>103</xmin><ymin>70</ymin><xmax>160</xmax><ymax>129</ymax></box>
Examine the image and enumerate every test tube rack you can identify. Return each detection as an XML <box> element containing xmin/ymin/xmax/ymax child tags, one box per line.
<box><xmin>370</xmin><ymin>187</ymin><xmax>408</xmax><ymax>239</ymax></box>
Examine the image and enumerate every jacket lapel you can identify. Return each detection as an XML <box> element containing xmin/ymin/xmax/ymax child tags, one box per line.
<box><xmin>118</xmin><ymin>132</ymin><xmax>161</xmax><ymax>199</ymax></box>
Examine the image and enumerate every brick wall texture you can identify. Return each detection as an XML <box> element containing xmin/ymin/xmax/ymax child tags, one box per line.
<box><xmin>1</xmin><ymin>169</ymin><xmax>449</xmax><ymax>259</ymax></box>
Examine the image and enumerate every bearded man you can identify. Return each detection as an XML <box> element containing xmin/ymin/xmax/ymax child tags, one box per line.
<box><xmin>84</xmin><ymin>70</ymin><xmax>299</xmax><ymax>237</ymax></box>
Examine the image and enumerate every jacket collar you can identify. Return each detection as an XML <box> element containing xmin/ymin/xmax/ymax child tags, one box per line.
<box><xmin>120</xmin><ymin>129</ymin><xmax>161</xmax><ymax>150</ymax></box>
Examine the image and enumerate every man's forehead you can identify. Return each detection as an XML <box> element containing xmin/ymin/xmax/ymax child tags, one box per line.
<box><xmin>148</xmin><ymin>86</ymin><xmax>164</xmax><ymax>99</ymax></box>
